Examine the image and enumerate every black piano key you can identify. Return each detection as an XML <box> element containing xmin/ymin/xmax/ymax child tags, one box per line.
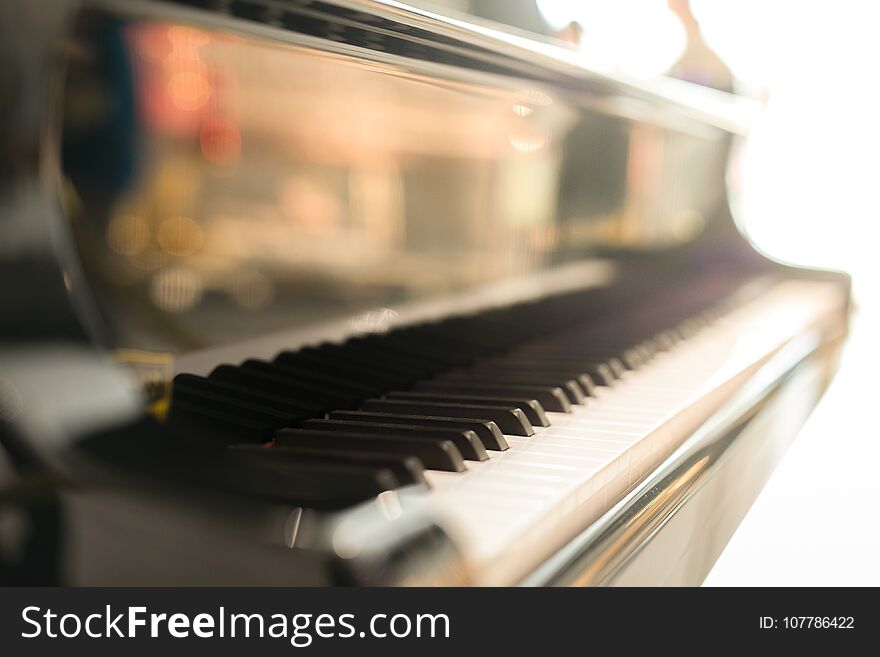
<box><xmin>223</xmin><ymin>448</ymin><xmax>399</xmax><ymax>508</ymax></box>
<box><xmin>657</xmin><ymin>330</ymin><xmax>681</xmax><ymax>349</ymax></box>
<box><xmin>676</xmin><ymin>318</ymin><xmax>702</xmax><ymax>339</ymax></box>
<box><xmin>504</xmin><ymin>356</ymin><xmax>624</xmax><ymax>381</ymax></box>
<box><xmin>414</xmin><ymin>320</ymin><xmax>513</xmax><ymax>351</ymax></box>
<box><xmin>302</xmin><ymin>418</ymin><xmax>488</xmax><ymax>461</ymax></box>
<box><xmin>274</xmin><ymin>429</ymin><xmax>467</xmax><ymax>472</ymax></box>
<box><xmin>413</xmin><ymin>381</ymin><xmax>571</xmax><ymax>413</ymax></box>
<box><xmin>430</xmin><ymin>367</ymin><xmax>592</xmax><ymax>404</ymax></box>
<box><xmin>395</xmin><ymin>326</ymin><xmax>492</xmax><ymax>353</ymax></box>
<box><xmin>355</xmin><ymin>333</ymin><xmax>475</xmax><ymax>367</ymax></box>
<box><xmin>359</xmin><ymin>399</ymin><xmax>534</xmax><ymax>436</ymax></box>
<box><xmin>275</xmin><ymin>351</ymin><xmax>414</xmax><ymax>388</ymax></box>
<box><xmin>346</xmin><ymin>338</ymin><xmax>455</xmax><ymax>369</ymax></box>
<box><xmin>618</xmin><ymin>346</ymin><xmax>648</xmax><ymax>369</ymax></box>
<box><xmin>572</xmin><ymin>356</ymin><xmax>627</xmax><ymax>385</ymax></box>
<box><xmin>229</xmin><ymin>444</ymin><xmax>428</xmax><ymax>488</ymax></box>
<box><xmin>167</xmin><ymin>401</ymin><xmax>275</xmax><ymax>444</ymax></box>
<box><xmin>384</xmin><ymin>391</ymin><xmax>550</xmax><ymax>427</ymax></box>
<box><xmin>171</xmin><ymin>385</ymin><xmax>301</xmax><ymax>428</ymax></box>
<box><xmin>577</xmin><ymin>364</ymin><xmax>612</xmax><ymax>389</ymax></box>
<box><xmin>422</xmin><ymin>375</ymin><xmax>582</xmax><ymax>406</ymax></box>
<box><xmin>600</xmin><ymin>358</ymin><xmax>627</xmax><ymax>378</ymax></box>
<box><xmin>210</xmin><ymin>364</ymin><xmax>358</xmax><ymax>410</ymax></box>
<box><xmin>239</xmin><ymin>359</ymin><xmax>379</xmax><ymax>396</ymax></box>
<box><xmin>309</xmin><ymin>344</ymin><xmax>435</xmax><ymax>378</ymax></box>
<box><xmin>413</xmin><ymin>382</ymin><xmax>572</xmax><ymax>412</ymax></box>
<box><xmin>474</xmin><ymin>360</ymin><xmax>610</xmax><ymax>389</ymax></box>
<box><xmin>173</xmin><ymin>373</ymin><xmax>317</xmax><ymax>417</ymax></box>
<box><xmin>474</xmin><ymin>355</ymin><xmax>590</xmax><ymax>373</ymax></box>
<box><xmin>521</xmin><ymin>346</ymin><xmax>637</xmax><ymax>372</ymax></box>
<box><xmin>327</xmin><ymin>411</ymin><xmax>509</xmax><ymax>451</ymax></box>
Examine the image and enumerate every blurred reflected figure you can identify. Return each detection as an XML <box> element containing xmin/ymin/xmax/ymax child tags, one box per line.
<box><xmin>553</xmin><ymin>19</ymin><xmax>583</xmax><ymax>46</ymax></box>
<box><xmin>666</xmin><ymin>0</ymin><xmax>733</xmax><ymax>92</ymax></box>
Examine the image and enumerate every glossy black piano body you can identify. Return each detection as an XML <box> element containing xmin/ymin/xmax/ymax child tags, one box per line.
<box><xmin>0</xmin><ymin>0</ymin><xmax>850</xmax><ymax>585</ymax></box>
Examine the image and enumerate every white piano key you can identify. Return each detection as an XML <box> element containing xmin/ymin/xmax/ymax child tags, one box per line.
<box><xmin>411</xmin><ymin>279</ymin><xmax>845</xmax><ymax>585</ymax></box>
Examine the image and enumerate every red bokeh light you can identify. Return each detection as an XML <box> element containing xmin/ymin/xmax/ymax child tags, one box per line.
<box><xmin>199</xmin><ymin>117</ymin><xmax>242</xmax><ymax>165</ymax></box>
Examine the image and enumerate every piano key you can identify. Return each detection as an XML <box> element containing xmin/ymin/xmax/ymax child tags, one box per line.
<box><xmin>274</xmin><ymin>429</ymin><xmax>467</xmax><ymax>472</ymax></box>
<box><xmin>468</xmin><ymin>359</ymin><xmax>602</xmax><ymax>387</ymax></box>
<box><xmin>310</xmin><ymin>344</ymin><xmax>435</xmax><ymax>378</ymax></box>
<box><xmin>396</xmin><ymin>326</ymin><xmax>495</xmax><ymax>353</ymax></box>
<box><xmin>410</xmin><ymin>279</ymin><xmax>843</xmax><ymax>584</ymax></box>
<box><xmin>274</xmin><ymin>351</ymin><xmax>413</xmax><ymax>388</ymax></box>
<box><xmin>355</xmin><ymin>332</ymin><xmax>476</xmax><ymax>366</ymax></box>
<box><xmin>327</xmin><ymin>411</ymin><xmax>509</xmax><ymax>451</ymax></box>
<box><xmin>338</xmin><ymin>340</ymin><xmax>450</xmax><ymax>372</ymax></box>
<box><xmin>384</xmin><ymin>391</ymin><xmax>550</xmax><ymax>427</ymax></box>
<box><xmin>620</xmin><ymin>346</ymin><xmax>650</xmax><ymax>368</ymax></box>
<box><xmin>676</xmin><ymin>318</ymin><xmax>702</xmax><ymax>339</ymax></box>
<box><xmin>302</xmin><ymin>418</ymin><xmax>488</xmax><ymax>461</ymax></box>
<box><xmin>173</xmin><ymin>373</ymin><xmax>318</xmax><ymax>416</ymax></box>
<box><xmin>427</xmin><ymin>372</ymin><xmax>586</xmax><ymax>404</ymax></box>
<box><xmin>239</xmin><ymin>359</ymin><xmax>379</xmax><ymax>396</ymax></box>
<box><xmin>413</xmin><ymin>381</ymin><xmax>572</xmax><ymax>412</ymax></box>
<box><xmin>359</xmin><ymin>399</ymin><xmax>534</xmax><ymax>436</ymax></box>
<box><xmin>223</xmin><ymin>448</ymin><xmax>400</xmax><ymax>508</ymax></box>
<box><xmin>476</xmin><ymin>359</ymin><xmax>614</xmax><ymax>387</ymax></box>
<box><xmin>652</xmin><ymin>331</ymin><xmax>678</xmax><ymax>351</ymax></box>
<box><xmin>522</xmin><ymin>345</ymin><xmax>643</xmax><ymax>371</ymax></box>
<box><xmin>349</xmin><ymin>335</ymin><xmax>461</xmax><ymax>366</ymax></box>
<box><xmin>601</xmin><ymin>358</ymin><xmax>627</xmax><ymax>379</ymax></box>
<box><xmin>166</xmin><ymin>400</ymin><xmax>275</xmax><ymax>444</ymax></box>
<box><xmin>498</xmin><ymin>355</ymin><xmax>623</xmax><ymax>395</ymax></box>
<box><xmin>414</xmin><ymin>320</ymin><xmax>517</xmax><ymax>351</ymax></box>
<box><xmin>171</xmin><ymin>385</ymin><xmax>301</xmax><ymax>428</ymax></box>
<box><xmin>229</xmin><ymin>444</ymin><xmax>428</xmax><ymax>488</ymax></box>
<box><xmin>210</xmin><ymin>364</ymin><xmax>358</xmax><ymax>410</ymax></box>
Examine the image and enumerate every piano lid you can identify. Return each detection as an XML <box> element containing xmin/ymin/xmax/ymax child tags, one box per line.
<box><xmin>6</xmin><ymin>0</ymin><xmax>763</xmax><ymax>376</ymax></box>
<box><xmin>95</xmin><ymin>0</ymin><xmax>760</xmax><ymax>134</ymax></box>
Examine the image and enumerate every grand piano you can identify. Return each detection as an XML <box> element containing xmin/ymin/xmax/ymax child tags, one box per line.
<box><xmin>0</xmin><ymin>0</ymin><xmax>850</xmax><ymax>586</ymax></box>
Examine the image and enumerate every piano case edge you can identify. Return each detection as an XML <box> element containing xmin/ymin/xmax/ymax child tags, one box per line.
<box><xmin>521</xmin><ymin>319</ymin><xmax>846</xmax><ymax>587</ymax></box>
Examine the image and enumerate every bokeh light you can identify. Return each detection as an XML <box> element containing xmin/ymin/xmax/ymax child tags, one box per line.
<box><xmin>157</xmin><ymin>216</ymin><xmax>205</xmax><ymax>257</ymax></box>
<box><xmin>149</xmin><ymin>266</ymin><xmax>204</xmax><ymax>313</ymax></box>
<box><xmin>166</xmin><ymin>70</ymin><xmax>212</xmax><ymax>111</ymax></box>
<box><xmin>106</xmin><ymin>214</ymin><xmax>150</xmax><ymax>256</ymax></box>
<box><xmin>200</xmin><ymin>117</ymin><xmax>242</xmax><ymax>165</ymax></box>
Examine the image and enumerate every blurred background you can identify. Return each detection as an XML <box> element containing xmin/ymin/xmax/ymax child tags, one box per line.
<box><xmin>408</xmin><ymin>0</ymin><xmax>880</xmax><ymax>585</ymax></box>
<box><xmin>45</xmin><ymin>0</ymin><xmax>879</xmax><ymax>584</ymax></box>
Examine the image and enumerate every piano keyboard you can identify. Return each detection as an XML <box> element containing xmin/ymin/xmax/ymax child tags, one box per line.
<box><xmin>80</xmin><ymin>274</ymin><xmax>844</xmax><ymax>584</ymax></box>
<box><xmin>418</xmin><ymin>278</ymin><xmax>843</xmax><ymax>584</ymax></box>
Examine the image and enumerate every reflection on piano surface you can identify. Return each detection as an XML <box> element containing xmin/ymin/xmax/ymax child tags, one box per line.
<box><xmin>0</xmin><ymin>0</ymin><xmax>850</xmax><ymax>585</ymax></box>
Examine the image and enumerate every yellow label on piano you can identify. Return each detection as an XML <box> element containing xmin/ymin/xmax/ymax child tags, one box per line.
<box><xmin>112</xmin><ymin>349</ymin><xmax>174</xmax><ymax>420</ymax></box>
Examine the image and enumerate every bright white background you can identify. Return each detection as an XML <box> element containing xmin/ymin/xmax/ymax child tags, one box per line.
<box><xmin>536</xmin><ymin>0</ymin><xmax>880</xmax><ymax>585</ymax></box>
